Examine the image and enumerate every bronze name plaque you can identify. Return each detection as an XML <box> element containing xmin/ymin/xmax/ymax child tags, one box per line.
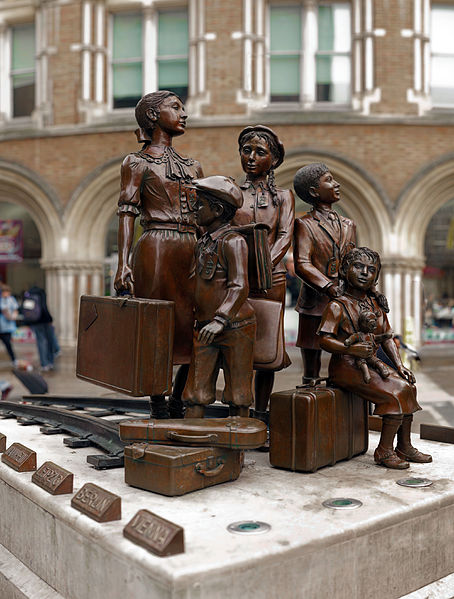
<box><xmin>0</xmin><ymin>433</ymin><xmax>6</xmax><ymax>453</ymax></box>
<box><xmin>1</xmin><ymin>442</ymin><xmax>36</xmax><ymax>472</ymax></box>
<box><xmin>71</xmin><ymin>483</ymin><xmax>121</xmax><ymax>522</ymax></box>
<box><xmin>32</xmin><ymin>461</ymin><xmax>73</xmax><ymax>495</ymax></box>
<box><xmin>123</xmin><ymin>509</ymin><xmax>184</xmax><ymax>557</ymax></box>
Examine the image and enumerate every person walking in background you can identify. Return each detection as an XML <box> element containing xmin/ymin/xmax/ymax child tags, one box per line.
<box><xmin>22</xmin><ymin>285</ymin><xmax>60</xmax><ymax>372</ymax></box>
<box><xmin>0</xmin><ymin>283</ymin><xmax>18</xmax><ymax>366</ymax></box>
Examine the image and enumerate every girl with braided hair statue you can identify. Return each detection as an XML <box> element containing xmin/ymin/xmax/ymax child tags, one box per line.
<box><xmin>232</xmin><ymin>125</ymin><xmax>295</xmax><ymax>429</ymax></box>
<box><xmin>318</xmin><ymin>247</ymin><xmax>432</xmax><ymax>469</ymax></box>
<box><xmin>114</xmin><ymin>91</ymin><xmax>203</xmax><ymax>418</ymax></box>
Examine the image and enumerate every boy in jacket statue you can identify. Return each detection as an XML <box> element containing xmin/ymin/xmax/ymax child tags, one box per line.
<box><xmin>293</xmin><ymin>163</ymin><xmax>356</xmax><ymax>383</ymax></box>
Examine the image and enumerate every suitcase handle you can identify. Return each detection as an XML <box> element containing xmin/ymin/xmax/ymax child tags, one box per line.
<box><xmin>195</xmin><ymin>459</ymin><xmax>224</xmax><ymax>477</ymax></box>
<box><xmin>296</xmin><ymin>377</ymin><xmax>329</xmax><ymax>388</ymax></box>
<box><xmin>167</xmin><ymin>431</ymin><xmax>218</xmax><ymax>444</ymax></box>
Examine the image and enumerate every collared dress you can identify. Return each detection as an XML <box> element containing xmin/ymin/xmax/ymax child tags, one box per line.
<box><xmin>294</xmin><ymin>207</ymin><xmax>356</xmax><ymax>349</ymax></box>
<box><xmin>117</xmin><ymin>146</ymin><xmax>203</xmax><ymax>364</ymax></box>
<box><xmin>232</xmin><ymin>180</ymin><xmax>294</xmax><ymax>369</ymax></box>
<box><xmin>318</xmin><ymin>294</ymin><xmax>421</xmax><ymax>415</ymax></box>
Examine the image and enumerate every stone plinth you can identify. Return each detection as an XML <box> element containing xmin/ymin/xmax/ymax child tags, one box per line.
<box><xmin>0</xmin><ymin>417</ymin><xmax>452</xmax><ymax>599</ymax></box>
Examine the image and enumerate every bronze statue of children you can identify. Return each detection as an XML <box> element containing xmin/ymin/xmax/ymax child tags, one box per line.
<box><xmin>182</xmin><ymin>176</ymin><xmax>256</xmax><ymax>418</ymax></box>
<box><xmin>293</xmin><ymin>163</ymin><xmax>356</xmax><ymax>383</ymax></box>
<box><xmin>318</xmin><ymin>247</ymin><xmax>432</xmax><ymax>469</ymax></box>
<box><xmin>344</xmin><ymin>309</ymin><xmax>392</xmax><ymax>383</ymax></box>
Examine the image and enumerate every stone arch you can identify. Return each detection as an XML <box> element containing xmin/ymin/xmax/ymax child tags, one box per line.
<box><xmin>0</xmin><ymin>158</ymin><xmax>61</xmax><ymax>260</ymax></box>
<box><xmin>64</xmin><ymin>156</ymin><xmax>123</xmax><ymax>260</ymax></box>
<box><xmin>396</xmin><ymin>153</ymin><xmax>454</xmax><ymax>259</ymax></box>
<box><xmin>275</xmin><ymin>147</ymin><xmax>392</xmax><ymax>253</ymax></box>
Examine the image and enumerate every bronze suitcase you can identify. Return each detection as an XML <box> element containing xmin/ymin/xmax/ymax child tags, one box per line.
<box><xmin>124</xmin><ymin>443</ymin><xmax>242</xmax><ymax>496</ymax></box>
<box><xmin>269</xmin><ymin>384</ymin><xmax>368</xmax><ymax>472</ymax></box>
<box><xmin>76</xmin><ymin>295</ymin><xmax>174</xmax><ymax>396</ymax></box>
<box><xmin>120</xmin><ymin>417</ymin><xmax>267</xmax><ymax>449</ymax></box>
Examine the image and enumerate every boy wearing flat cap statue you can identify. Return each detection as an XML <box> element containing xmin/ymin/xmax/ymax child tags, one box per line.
<box><xmin>182</xmin><ymin>176</ymin><xmax>256</xmax><ymax>417</ymax></box>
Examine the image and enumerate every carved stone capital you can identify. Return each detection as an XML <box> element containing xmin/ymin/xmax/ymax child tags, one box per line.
<box><xmin>40</xmin><ymin>259</ymin><xmax>104</xmax><ymax>273</ymax></box>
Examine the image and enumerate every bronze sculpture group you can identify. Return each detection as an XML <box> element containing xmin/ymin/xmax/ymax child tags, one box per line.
<box><xmin>114</xmin><ymin>91</ymin><xmax>432</xmax><ymax>472</ymax></box>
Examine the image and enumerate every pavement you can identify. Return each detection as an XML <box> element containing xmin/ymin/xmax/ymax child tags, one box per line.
<box><xmin>0</xmin><ymin>337</ymin><xmax>453</xmax><ymax>430</ymax></box>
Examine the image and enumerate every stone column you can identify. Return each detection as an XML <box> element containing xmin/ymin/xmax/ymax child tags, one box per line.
<box><xmin>41</xmin><ymin>260</ymin><xmax>104</xmax><ymax>347</ymax></box>
<box><xmin>380</xmin><ymin>257</ymin><xmax>425</xmax><ymax>347</ymax></box>
<box><xmin>301</xmin><ymin>0</ymin><xmax>317</xmax><ymax>107</ymax></box>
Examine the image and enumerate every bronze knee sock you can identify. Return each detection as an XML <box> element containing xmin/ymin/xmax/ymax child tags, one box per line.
<box><xmin>254</xmin><ymin>370</ymin><xmax>275</xmax><ymax>413</ymax></box>
<box><xmin>377</xmin><ymin>414</ymin><xmax>403</xmax><ymax>453</ymax></box>
<box><xmin>150</xmin><ymin>395</ymin><xmax>169</xmax><ymax>419</ymax></box>
<box><xmin>168</xmin><ymin>365</ymin><xmax>189</xmax><ymax>418</ymax></box>
<box><xmin>396</xmin><ymin>414</ymin><xmax>414</xmax><ymax>452</ymax></box>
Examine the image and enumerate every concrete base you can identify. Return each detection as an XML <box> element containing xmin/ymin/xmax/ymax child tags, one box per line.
<box><xmin>0</xmin><ymin>417</ymin><xmax>453</xmax><ymax>599</ymax></box>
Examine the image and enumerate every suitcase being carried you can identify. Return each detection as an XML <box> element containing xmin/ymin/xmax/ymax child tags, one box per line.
<box><xmin>76</xmin><ymin>295</ymin><xmax>174</xmax><ymax>397</ymax></box>
<box><xmin>124</xmin><ymin>443</ymin><xmax>242</xmax><ymax>496</ymax></box>
<box><xmin>269</xmin><ymin>381</ymin><xmax>368</xmax><ymax>472</ymax></box>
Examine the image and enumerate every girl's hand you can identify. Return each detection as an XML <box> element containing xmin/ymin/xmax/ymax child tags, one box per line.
<box><xmin>397</xmin><ymin>366</ymin><xmax>415</xmax><ymax>384</ymax></box>
<box><xmin>347</xmin><ymin>341</ymin><xmax>373</xmax><ymax>358</ymax></box>
<box><xmin>114</xmin><ymin>264</ymin><xmax>135</xmax><ymax>296</ymax></box>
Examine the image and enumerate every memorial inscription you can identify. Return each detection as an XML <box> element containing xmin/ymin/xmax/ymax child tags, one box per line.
<box><xmin>71</xmin><ymin>482</ymin><xmax>121</xmax><ymax>522</ymax></box>
<box><xmin>1</xmin><ymin>442</ymin><xmax>36</xmax><ymax>472</ymax></box>
<box><xmin>32</xmin><ymin>461</ymin><xmax>74</xmax><ymax>495</ymax></box>
<box><xmin>123</xmin><ymin>509</ymin><xmax>184</xmax><ymax>556</ymax></box>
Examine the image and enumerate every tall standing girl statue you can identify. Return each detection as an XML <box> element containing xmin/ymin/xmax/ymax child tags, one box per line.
<box><xmin>233</xmin><ymin>125</ymin><xmax>295</xmax><ymax>427</ymax></box>
<box><xmin>114</xmin><ymin>91</ymin><xmax>203</xmax><ymax>418</ymax></box>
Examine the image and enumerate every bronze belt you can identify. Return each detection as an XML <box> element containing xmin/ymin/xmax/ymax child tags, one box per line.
<box><xmin>143</xmin><ymin>222</ymin><xmax>197</xmax><ymax>234</ymax></box>
<box><xmin>195</xmin><ymin>317</ymin><xmax>256</xmax><ymax>331</ymax></box>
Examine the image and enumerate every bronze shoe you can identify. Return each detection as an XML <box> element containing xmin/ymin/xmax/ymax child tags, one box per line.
<box><xmin>395</xmin><ymin>446</ymin><xmax>432</xmax><ymax>463</ymax></box>
<box><xmin>374</xmin><ymin>447</ymin><xmax>409</xmax><ymax>469</ymax></box>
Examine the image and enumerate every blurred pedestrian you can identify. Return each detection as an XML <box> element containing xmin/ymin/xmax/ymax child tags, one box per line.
<box><xmin>0</xmin><ymin>283</ymin><xmax>18</xmax><ymax>366</ymax></box>
<box><xmin>22</xmin><ymin>285</ymin><xmax>60</xmax><ymax>371</ymax></box>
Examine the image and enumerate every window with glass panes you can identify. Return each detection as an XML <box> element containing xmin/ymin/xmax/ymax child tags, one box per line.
<box><xmin>431</xmin><ymin>5</ymin><xmax>454</xmax><ymax>106</ymax></box>
<box><xmin>112</xmin><ymin>13</ymin><xmax>143</xmax><ymax>109</ymax></box>
<box><xmin>11</xmin><ymin>24</ymin><xmax>35</xmax><ymax>118</ymax></box>
<box><xmin>111</xmin><ymin>9</ymin><xmax>188</xmax><ymax>110</ymax></box>
<box><xmin>269</xmin><ymin>2</ymin><xmax>351</xmax><ymax>104</ymax></box>
<box><xmin>157</xmin><ymin>10</ymin><xmax>188</xmax><ymax>101</ymax></box>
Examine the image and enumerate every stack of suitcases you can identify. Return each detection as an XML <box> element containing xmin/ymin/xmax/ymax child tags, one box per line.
<box><xmin>119</xmin><ymin>418</ymin><xmax>267</xmax><ymax>496</ymax></box>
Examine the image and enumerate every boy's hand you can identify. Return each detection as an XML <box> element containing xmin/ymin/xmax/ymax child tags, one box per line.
<box><xmin>198</xmin><ymin>320</ymin><xmax>224</xmax><ymax>344</ymax></box>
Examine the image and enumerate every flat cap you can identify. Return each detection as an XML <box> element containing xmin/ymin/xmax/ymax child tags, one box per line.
<box><xmin>191</xmin><ymin>176</ymin><xmax>243</xmax><ymax>209</ymax></box>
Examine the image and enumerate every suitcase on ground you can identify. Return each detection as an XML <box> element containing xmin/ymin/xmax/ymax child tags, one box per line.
<box><xmin>119</xmin><ymin>417</ymin><xmax>267</xmax><ymax>449</ymax></box>
<box><xmin>76</xmin><ymin>295</ymin><xmax>174</xmax><ymax>397</ymax></box>
<box><xmin>124</xmin><ymin>443</ymin><xmax>242</xmax><ymax>496</ymax></box>
<box><xmin>269</xmin><ymin>383</ymin><xmax>368</xmax><ymax>472</ymax></box>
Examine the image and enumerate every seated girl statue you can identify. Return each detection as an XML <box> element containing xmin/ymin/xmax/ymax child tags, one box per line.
<box><xmin>318</xmin><ymin>247</ymin><xmax>432</xmax><ymax>470</ymax></box>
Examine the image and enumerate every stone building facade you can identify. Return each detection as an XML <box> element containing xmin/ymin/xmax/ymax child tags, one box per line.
<box><xmin>0</xmin><ymin>0</ymin><xmax>453</xmax><ymax>346</ymax></box>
